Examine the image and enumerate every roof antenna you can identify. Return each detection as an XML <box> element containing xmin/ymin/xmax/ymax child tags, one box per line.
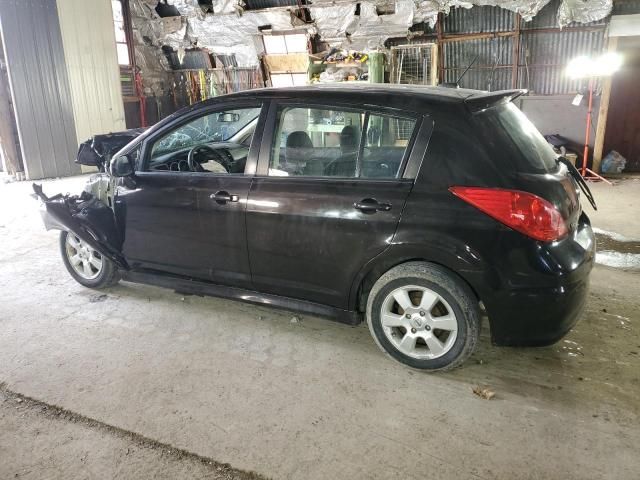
<box><xmin>487</xmin><ymin>39</ymin><xmax>506</xmax><ymax>91</ymax></box>
<box><xmin>441</xmin><ymin>55</ymin><xmax>479</xmax><ymax>88</ymax></box>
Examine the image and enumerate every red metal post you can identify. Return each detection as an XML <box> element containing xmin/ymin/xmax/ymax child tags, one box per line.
<box><xmin>135</xmin><ymin>71</ymin><xmax>147</xmax><ymax>128</ymax></box>
<box><xmin>581</xmin><ymin>77</ymin><xmax>593</xmax><ymax>176</ymax></box>
<box><xmin>580</xmin><ymin>77</ymin><xmax>612</xmax><ymax>184</ymax></box>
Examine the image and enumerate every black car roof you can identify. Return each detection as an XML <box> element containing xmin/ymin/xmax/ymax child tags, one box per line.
<box><xmin>235</xmin><ymin>84</ymin><xmax>475</xmax><ymax>100</ymax></box>
<box><xmin>201</xmin><ymin>84</ymin><xmax>526</xmax><ymax>115</ymax></box>
<box><xmin>145</xmin><ymin>85</ymin><xmax>527</xmax><ymax>140</ymax></box>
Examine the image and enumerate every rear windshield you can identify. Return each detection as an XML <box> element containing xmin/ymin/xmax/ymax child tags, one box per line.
<box><xmin>475</xmin><ymin>103</ymin><xmax>558</xmax><ymax>174</ymax></box>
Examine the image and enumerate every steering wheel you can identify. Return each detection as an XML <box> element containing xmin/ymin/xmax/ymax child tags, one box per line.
<box><xmin>187</xmin><ymin>145</ymin><xmax>229</xmax><ymax>172</ymax></box>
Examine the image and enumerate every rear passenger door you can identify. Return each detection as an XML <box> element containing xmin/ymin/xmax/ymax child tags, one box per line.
<box><xmin>245</xmin><ymin>102</ymin><xmax>427</xmax><ymax>309</ymax></box>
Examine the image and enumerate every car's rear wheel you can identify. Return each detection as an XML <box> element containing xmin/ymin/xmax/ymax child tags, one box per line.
<box><xmin>366</xmin><ymin>262</ymin><xmax>480</xmax><ymax>371</ymax></box>
<box><xmin>59</xmin><ymin>231</ymin><xmax>119</xmax><ymax>289</ymax></box>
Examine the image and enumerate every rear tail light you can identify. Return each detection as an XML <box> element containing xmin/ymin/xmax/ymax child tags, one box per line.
<box><xmin>449</xmin><ymin>186</ymin><xmax>568</xmax><ymax>242</ymax></box>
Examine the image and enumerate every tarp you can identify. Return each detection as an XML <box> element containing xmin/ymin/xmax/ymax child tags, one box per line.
<box><xmin>134</xmin><ymin>0</ymin><xmax>613</xmax><ymax>68</ymax></box>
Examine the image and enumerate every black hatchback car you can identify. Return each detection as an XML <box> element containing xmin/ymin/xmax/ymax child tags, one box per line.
<box><xmin>35</xmin><ymin>84</ymin><xmax>596</xmax><ymax>370</ymax></box>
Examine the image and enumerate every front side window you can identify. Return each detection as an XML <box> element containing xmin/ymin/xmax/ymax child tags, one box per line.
<box><xmin>269</xmin><ymin>106</ymin><xmax>416</xmax><ymax>179</ymax></box>
<box><xmin>147</xmin><ymin>106</ymin><xmax>261</xmax><ymax>173</ymax></box>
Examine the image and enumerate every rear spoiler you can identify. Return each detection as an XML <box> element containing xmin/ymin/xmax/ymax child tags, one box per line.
<box><xmin>464</xmin><ymin>89</ymin><xmax>527</xmax><ymax>113</ymax></box>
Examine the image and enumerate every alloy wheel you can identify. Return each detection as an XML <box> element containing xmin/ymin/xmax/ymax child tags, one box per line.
<box><xmin>65</xmin><ymin>233</ymin><xmax>103</xmax><ymax>280</ymax></box>
<box><xmin>380</xmin><ymin>285</ymin><xmax>458</xmax><ymax>359</ymax></box>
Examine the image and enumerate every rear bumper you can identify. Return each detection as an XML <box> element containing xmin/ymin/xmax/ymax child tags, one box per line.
<box><xmin>484</xmin><ymin>276</ymin><xmax>589</xmax><ymax>346</ymax></box>
<box><xmin>477</xmin><ymin>217</ymin><xmax>595</xmax><ymax>347</ymax></box>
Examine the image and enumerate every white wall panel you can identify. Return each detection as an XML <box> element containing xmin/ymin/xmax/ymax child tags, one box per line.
<box><xmin>56</xmin><ymin>0</ymin><xmax>126</xmax><ymax>151</ymax></box>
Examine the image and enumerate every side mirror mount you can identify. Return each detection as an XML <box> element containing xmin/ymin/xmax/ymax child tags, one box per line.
<box><xmin>110</xmin><ymin>155</ymin><xmax>134</xmax><ymax>177</ymax></box>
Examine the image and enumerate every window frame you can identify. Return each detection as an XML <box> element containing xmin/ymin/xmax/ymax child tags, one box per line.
<box><xmin>137</xmin><ymin>101</ymin><xmax>268</xmax><ymax>177</ymax></box>
<box><xmin>258</xmin><ymin>100</ymin><xmax>425</xmax><ymax>182</ymax></box>
<box><xmin>111</xmin><ymin>0</ymin><xmax>133</xmax><ymax>67</ymax></box>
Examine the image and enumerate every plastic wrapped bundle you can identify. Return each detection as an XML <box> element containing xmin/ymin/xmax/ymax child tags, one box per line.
<box><xmin>601</xmin><ymin>151</ymin><xmax>627</xmax><ymax>174</ymax></box>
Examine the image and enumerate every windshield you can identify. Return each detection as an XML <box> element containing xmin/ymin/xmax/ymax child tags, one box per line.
<box><xmin>151</xmin><ymin>107</ymin><xmax>260</xmax><ymax>158</ymax></box>
<box><xmin>475</xmin><ymin>103</ymin><xmax>558</xmax><ymax>174</ymax></box>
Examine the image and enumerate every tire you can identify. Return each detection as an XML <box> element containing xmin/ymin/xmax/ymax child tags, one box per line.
<box><xmin>59</xmin><ymin>231</ymin><xmax>120</xmax><ymax>289</ymax></box>
<box><xmin>366</xmin><ymin>261</ymin><xmax>480</xmax><ymax>371</ymax></box>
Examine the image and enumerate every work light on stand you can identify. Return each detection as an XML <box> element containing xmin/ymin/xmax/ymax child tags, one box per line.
<box><xmin>566</xmin><ymin>52</ymin><xmax>623</xmax><ymax>184</ymax></box>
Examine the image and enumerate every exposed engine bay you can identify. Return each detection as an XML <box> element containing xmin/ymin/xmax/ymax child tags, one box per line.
<box><xmin>83</xmin><ymin>173</ymin><xmax>114</xmax><ymax>207</ymax></box>
<box><xmin>45</xmin><ymin>127</ymin><xmax>131</xmax><ymax>212</ymax></box>
<box><xmin>31</xmin><ymin>125</ymin><xmax>149</xmax><ymax>268</ymax></box>
<box><xmin>32</xmin><ymin>178</ymin><xmax>125</xmax><ymax>268</ymax></box>
<box><xmin>33</xmin><ymin>129</ymin><xmax>127</xmax><ymax>268</ymax></box>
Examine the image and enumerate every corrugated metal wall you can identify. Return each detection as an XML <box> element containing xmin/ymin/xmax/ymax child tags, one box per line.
<box><xmin>397</xmin><ymin>0</ymin><xmax>609</xmax><ymax>95</ymax></box>
<box><xmin>0</xmin><ymin>0</ymin><xmax>80</xmax><ymax>180</ymax></box>
<box><xmin>443</xmin><ymin>36</ymin><xmax>513</xmax><ymax>90</ymax></box>
<box><xmin>57</xmin><ymin>0</ymin><xmax>127</xmax><ymax>151</ymax></box>
<box><xmin>384</xmin><ymin>0</ymin><xmax>610</xmax><ymax>150</ymax></box>
<box><xmin>612</xmin><ymin>0</ymin><xmax>640</xmax><ymax>15</ymax></box>
<box><xmin>443</xmin><ymin>5</ymin><xmax>515</xmax><ymax>33</ymax></box>
<box><xmin>517</xmin><ymin>29</ymin><xmax>605</xmax><ymax>94</ymax></box>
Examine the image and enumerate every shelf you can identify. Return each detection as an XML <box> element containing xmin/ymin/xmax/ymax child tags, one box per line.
<box><xmin>321</xmin><ymin>63</ymin><xmax>367</xmax><ymax>68</ymax></box>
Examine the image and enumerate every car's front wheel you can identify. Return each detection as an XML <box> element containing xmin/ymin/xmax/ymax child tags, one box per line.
<box><xmin>366</xmin><ymin>262</ymin><xmax>480</xmax><ymax>371</ymax></box>
<box><xmin>59</xmin><ymin>231</ymin><xmax>120</xmax><ymax>289</ymax></box>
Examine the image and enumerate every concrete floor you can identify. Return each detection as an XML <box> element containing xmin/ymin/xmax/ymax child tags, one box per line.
<box><xmin>0</xmin><ymin>175</ymin><xmax>638</xmax><ymax>479</ymax></box>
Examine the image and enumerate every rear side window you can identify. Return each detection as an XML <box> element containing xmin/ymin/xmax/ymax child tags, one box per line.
<box><xmin>475</xmin><ymin>103</ymin><xmax>558</xmax><ymax>174</ymax></box>
<box><xmin>361</xmin><ymin>114</ymin><xmax>416</xmax><ymax>178</ymax></box>
<box><xmin>269</xmin><ymin>106</ymin><xmax>416</xmax><ymax>179</ymax></box>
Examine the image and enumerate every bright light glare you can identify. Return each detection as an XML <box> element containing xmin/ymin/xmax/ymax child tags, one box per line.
<box><xmin>566</xmin><ymin>56</ymin><xmax>592</xmax><ymax>79</ymax></box>
<box><xmin>566</xmin><ymin>53</ymin><xmax>624</xmax><ymax>78</ymax></box>
<box><xmin>599</xmin><ymin>52</ymin><xmax>623</xmax><ymax>74</ymax></box>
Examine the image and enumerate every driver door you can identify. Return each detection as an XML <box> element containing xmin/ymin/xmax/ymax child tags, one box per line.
<box><xmin>115</xmin><ymin>103</ymin><xmax>265</xmax><ymax>288</ymax></box>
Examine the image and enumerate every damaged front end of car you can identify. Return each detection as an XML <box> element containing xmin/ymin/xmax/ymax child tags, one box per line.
<box><xmin>32</xmin><ymin>179</ymin><xmax>128</xmax><ymax>269</ymax></box>
<box><xmin>31</xmin><ymin>129</ymin><xmax>143</xmax><ymax>269</ymax></box>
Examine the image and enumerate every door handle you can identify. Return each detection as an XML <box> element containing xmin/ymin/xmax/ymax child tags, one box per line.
<box><xmin>210</xmin><ymin>191</ymin><xmax>239</xmax><ymax>204</ymax></box>
<box><xmin>353</xmin><ymin>198</ymin><xmax>392</xmax><ymax>213</ymax></box>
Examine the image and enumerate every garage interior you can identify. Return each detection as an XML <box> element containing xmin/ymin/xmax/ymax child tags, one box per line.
<box><xmin>0</xmin><ymin>0</ymin><xmax>639</xmax><ymax>479</ymax></box>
